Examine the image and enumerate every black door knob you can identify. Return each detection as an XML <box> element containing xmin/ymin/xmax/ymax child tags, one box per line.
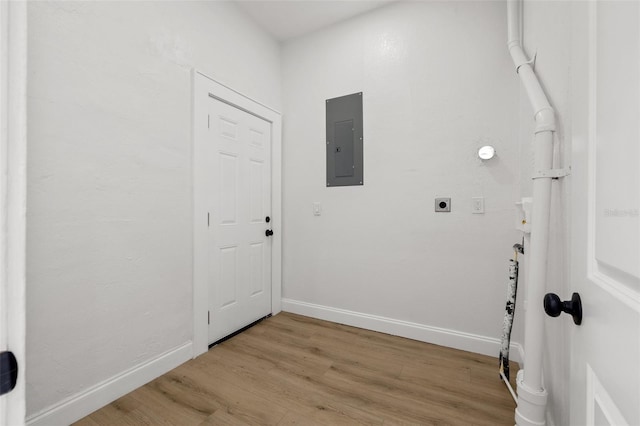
<box><xmin>265</xmin><ymin>229</ymin><xmax>273</xmax><ymax>237</ymax></box>
<box><xmin>265</xmin><ymin>216</ymin><xmax>271</xmax><ymax>223</ymax></box>
<box><xmin>0</xmin><ymin>351</ymin><xmax>18</xmax><ymax>396</ymax></box>
<box><xmin>543</xmin><ymin>292</ymin><xmax>582</xmax><ymax>325</ymax></box>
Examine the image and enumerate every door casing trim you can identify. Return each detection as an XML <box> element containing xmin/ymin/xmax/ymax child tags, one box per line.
<box><xmin>192</xmin><ymin>70</ymin><xmax>282</xmax><ymax>357</ymax></box>
<box><xmin>0</xmin><ymin>0</ymin><xmax>27</xmax><ymax>423</ymax></box>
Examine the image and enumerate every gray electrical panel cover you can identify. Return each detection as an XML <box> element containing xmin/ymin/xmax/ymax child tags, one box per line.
<box><xmin>326</xmin><ymin>92</ymin><xmax>363</xmax><ymax>187</ymax></box>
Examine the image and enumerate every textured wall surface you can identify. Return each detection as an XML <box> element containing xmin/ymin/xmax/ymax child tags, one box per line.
<box><xmin>26</xmin><ymin>1</ymin><xmax>280</xmax><ymax>416</ymax></box>
<box><xmin>281</xmin><ymin>2</ymin><xmax>522</xmax><ymax>347</ymax></box>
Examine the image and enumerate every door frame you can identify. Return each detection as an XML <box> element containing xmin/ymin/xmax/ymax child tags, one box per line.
<box><xmin>192</xmin><ymin>70</ymin><xmax>282</xmax><ymax>357</ymax></box>
<box><xmin>0</xmin><ymin>0</ymin><xmax>27</xmax><ymax>423</ymax></box>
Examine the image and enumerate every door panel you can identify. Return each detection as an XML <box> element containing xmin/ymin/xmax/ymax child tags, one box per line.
<box><xmin>219</xmin><ymin>153</ymin><xmax>238</xmax><ymax>224</ymax></box>
<box><xmin>593</xmin><ymin>0</ymin><xmax>640</xmax><ymax>283</ymax></box>
<box><xmin>207</xmin><ymin>98</ymin><xmax>272</xmax><ymax>344</ymax></box>
<box><xmin>586</xmin><ymin>364</ymin><xmax>629</xmax><ymax>426</ymax></box>
<box><xmin>249</xmin><ymin>243</ymin><xmax>265</xmax><ymax>297</ymax></box>
<box><xmin>570</xmin><ymin>2</ymin><xmax>640</xmax><ymax>425</ymax></box>
<box><xmin>219</xmin><ymin>246</ymin><xmax>238</xmax><ymax>308</ymax></box>
<box><xmin>249</xmin><ymin>160</ymin><xmax>264</xmax><ymax>223</ymax></box>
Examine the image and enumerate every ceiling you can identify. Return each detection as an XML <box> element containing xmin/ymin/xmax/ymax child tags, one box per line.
<box><xmin>235</xmin><ymin>1</ymin><xmax>396</xmax><ymax>41</ymax></box>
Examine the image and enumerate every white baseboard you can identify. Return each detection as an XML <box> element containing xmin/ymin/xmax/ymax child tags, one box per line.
<box><xmin>26</xmin><ymin>341</ymin><xmax>193</xmax><ymax>426</ymax></box>
<box><xmin>282</xmin><ymin>299</ymin><xmax>524</xmax><ymax>365</ymax></box>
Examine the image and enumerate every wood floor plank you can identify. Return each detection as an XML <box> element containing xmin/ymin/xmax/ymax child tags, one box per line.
<box><xmin>276</xmin><ymin>411</ymin><xmax>325</xmax><ymax>426</ymax></box>
<box><xmin>77</xmin><ymin>394</ymin><xmax>140</xmax><ymax>426</ymax></box>
<box><xmin>165</xmin><ymin>362</ymin><xmax>289</xmax><ymax>425</ymax></box>
<box><xmin>74</xmin><ymin>312</ymin><xmax>518</xmax><ymax>426</ymax></box>
<box><xmin>196</xmin><ymin>347</ymin><xmax>377</xmax><ymax>425</ymax></box>
<box><xmin>323</xmin><ymin>360</ymin><xmax>510</xmax><ymax>426</ymax></box>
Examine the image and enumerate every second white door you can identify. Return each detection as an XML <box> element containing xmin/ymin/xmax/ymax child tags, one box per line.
<box><xmin>569</xmin><ymin>1</ymin><xmax>640</xmax><ymax>424</ymax></box>
<box><xmin>207</xmin><ymin>96</ymin><xmax>272</xmax><ymax>344</ymax></box>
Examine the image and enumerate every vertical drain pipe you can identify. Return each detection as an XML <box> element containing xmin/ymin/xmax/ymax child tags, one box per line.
<box><xmin>507</xmin><ymin>0</ymin><xmax>555</xmax><ymax>425</ymax></box>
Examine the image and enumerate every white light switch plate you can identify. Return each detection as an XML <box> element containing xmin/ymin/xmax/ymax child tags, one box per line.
<box><xmin>472</xmin><ymin>197</ymin><xmax>485</xmax><ymax>214</ymax></box>
<box><xmin>313</xmin><ymin>202</ymin><xmax>322</xmax><ymax>216</ymax></box>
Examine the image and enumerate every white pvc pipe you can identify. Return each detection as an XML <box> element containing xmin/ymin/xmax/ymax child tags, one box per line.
<box><xmin>507</xmin><ymin>0</ymin><xmax>556</xmax><ymax>425</ymax></box>
<box><xmin>523</xmin><ymin>130</ymin><xmax>553</xmax><ymax>391</ymax></box>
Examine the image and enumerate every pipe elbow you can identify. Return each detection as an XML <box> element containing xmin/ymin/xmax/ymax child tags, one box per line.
<box><xmin>534</xmin><ymin>107</ymin><xmax>556</xmax><ymax>133</ymax></box>
<box><xmin>508</xmin><ymin>39</ymin><xmax>521</xmax><ymax>50</ymax></box>
<box><xmin>509</xmin><ymin>45</ymin><xmax>531</xmax><ymax>74</ymax></box>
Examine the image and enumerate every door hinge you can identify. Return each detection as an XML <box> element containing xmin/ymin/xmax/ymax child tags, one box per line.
<box><xmin>208</xmin><ymin>311</ymin><xmax>210</xmax><ymax>325</ymax></box>
<box><xmin>207</xmin><ymin>114</ymin><xmax>210</xmax><ymax>129</ymax></box>
<box><xmin>207</xmin><ymin>212</ymin><xmax>210</xmax><ymax>227</ymax></box>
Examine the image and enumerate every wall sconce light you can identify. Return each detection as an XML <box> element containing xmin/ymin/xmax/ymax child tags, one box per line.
<box><xmin>478</xmin><ymin>145</ymin><xmax>496</xmax><ymax>160</ymax></box>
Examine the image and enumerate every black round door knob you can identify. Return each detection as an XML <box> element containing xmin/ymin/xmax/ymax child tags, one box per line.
<box><xmin>543</xmin><ymin>292</ymin><xmax>582</xmax><ymax>325</ymax></box>
<box><xmin>265</xmin><ymin>229</ymin><xmax>274</xmax><ymax>237</ymax></box>
<box><xmin>265</xmin><ymin>216</ymin><xmax>271</xmax><ymax>223</ymax></box>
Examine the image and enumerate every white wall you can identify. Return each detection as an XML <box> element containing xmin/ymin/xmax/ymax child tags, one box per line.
<box><xmin>26</xmin><ymin>1</ymin><xmax>280</xmax><ymax>419</ymax></box>
<box><xmin>517</xmin><ymin>1</ymin><xmax>573</xmax><ymax>425</ymax></box>
<box><xmin>281</xmin><ymin>2</ymin><xmax>523</xmax><ymax>355</ymax></box>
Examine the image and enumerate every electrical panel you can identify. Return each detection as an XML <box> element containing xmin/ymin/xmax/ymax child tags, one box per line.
<box><xmin>326</xmin><ymin>92</ymin><xmax>363</xmax><ymax>187</ymax></box>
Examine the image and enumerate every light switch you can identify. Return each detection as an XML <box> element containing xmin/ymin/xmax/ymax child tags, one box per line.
<box><xmin>472</xmin><ymin>197</ymin><xmax>485</xmax><ymax>214</ymax></box>
<box><xmin>313</xmin><ymin>202</ymin><xmax>322</xmax><ymax>216</ymax></box>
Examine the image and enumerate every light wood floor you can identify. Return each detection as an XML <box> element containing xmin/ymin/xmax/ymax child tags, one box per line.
<box><xmin>75</xmin><ymin>313</ymin><xmax>519</xmax><ymax>426</ymax></box>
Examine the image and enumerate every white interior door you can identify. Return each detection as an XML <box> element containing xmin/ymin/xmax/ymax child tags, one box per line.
<box><xmin>206</xmin><ymin>97</ymin><xmax>272</xmax><ymax>344</ymax></box>
<box><xmin>570</xmin><ymin>1</ymin><xmax>640</xmax><ymax>425</ymax></box>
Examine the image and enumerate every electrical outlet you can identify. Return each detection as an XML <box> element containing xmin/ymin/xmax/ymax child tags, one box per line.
<box><xmin>435</xmin><ymin>198</ymin><xmax>451</xmax><ymax>212</ymax></box>
<box><xmin>472</xmin><ymin>197</ymin><xmax>485</xmax><ymax>214</ymax></box>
